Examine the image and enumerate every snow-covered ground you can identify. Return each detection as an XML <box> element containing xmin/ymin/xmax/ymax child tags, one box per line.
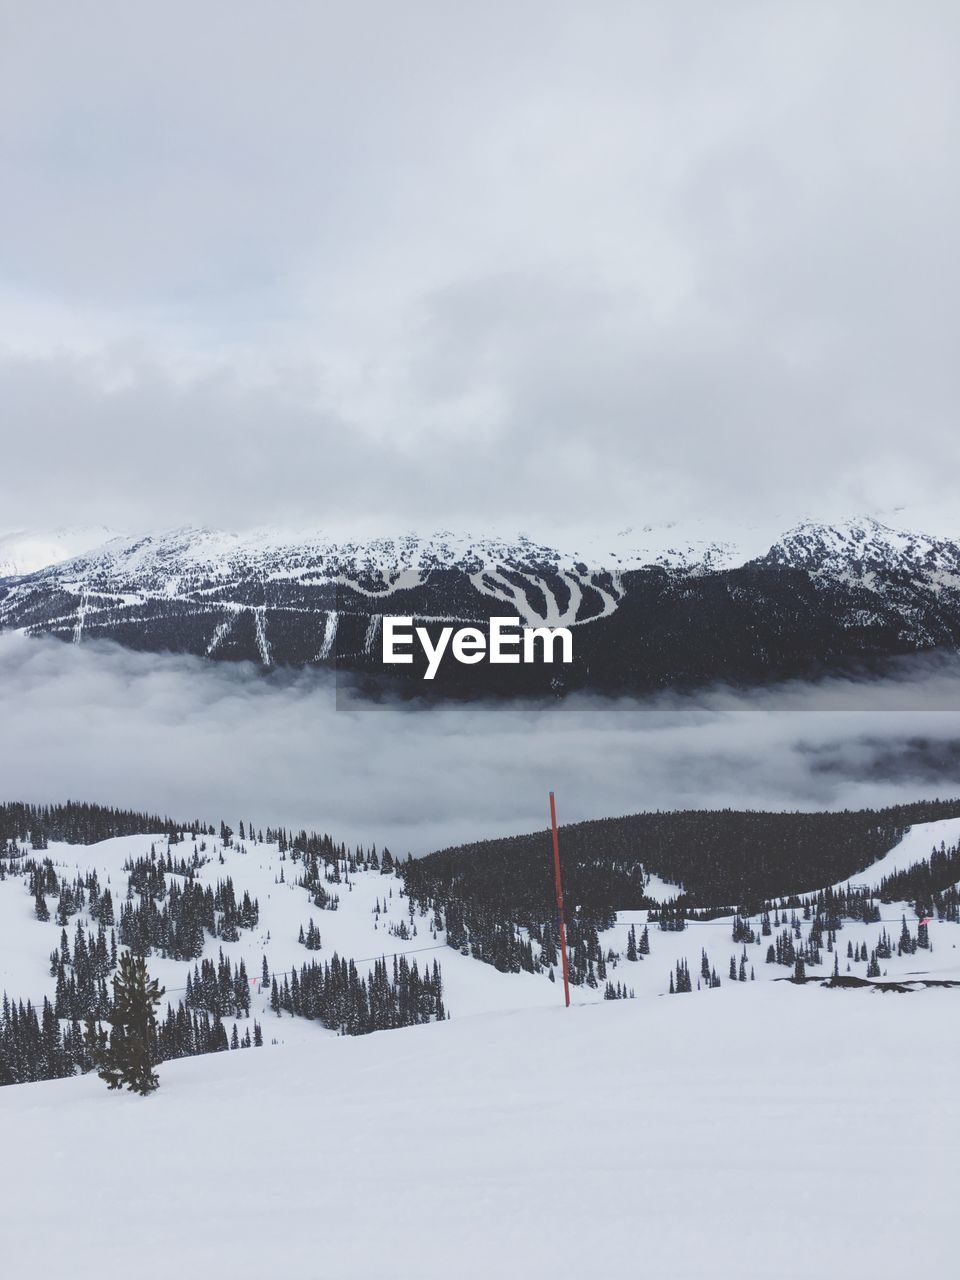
<box><xmin>1</xmin><ymin>983</ymin><xmax>956</xmax><ymax>1279</ymax></box>
<box><xmin>2</xmin><ymin>817</ymin><xmax>959</xmax><ymax>1276</ymax></box>
<box><xmin>3</xmin><ymin>817</ymin><xmax>960</xmax><ymax>1036</ymax></box>
<box><xmin>0</xmin><ymin>831</ymin><xmax>558</xmax><ymax>1035</ymax></box>
<box><xmin>829</xmin><ymin>816</ymin><xmax>960</xmax><ymax>891</ymax></box>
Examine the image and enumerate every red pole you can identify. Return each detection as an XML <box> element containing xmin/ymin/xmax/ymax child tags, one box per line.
<box><xmin>549</xmin><ymin>791</ymin><xmax>571</xmax><ymax>1008</ymax></box>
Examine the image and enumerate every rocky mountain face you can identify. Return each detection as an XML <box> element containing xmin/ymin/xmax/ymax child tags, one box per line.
<box><xmin>1</xmin><ymin>518</ymin><xmax>959</xmax><ymax>695</ymax></box>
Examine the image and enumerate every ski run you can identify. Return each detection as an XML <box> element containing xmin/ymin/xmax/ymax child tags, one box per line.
<box><xmin>1</xmin><ymin>818</ymin><xmax>958</xmax><ymax>1277</ymax></box>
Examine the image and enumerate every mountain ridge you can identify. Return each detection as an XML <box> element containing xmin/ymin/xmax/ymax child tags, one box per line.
<box><xmin>2</xmin><ymin>516</ymin><xmax>960</xmax><ymax>694</ymax></box>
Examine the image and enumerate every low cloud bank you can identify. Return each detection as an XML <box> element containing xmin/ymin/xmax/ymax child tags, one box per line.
<box><xmin>1</xmin><ymin>635</ymin><xmax>960</xmax><ymax>856</ymax></box>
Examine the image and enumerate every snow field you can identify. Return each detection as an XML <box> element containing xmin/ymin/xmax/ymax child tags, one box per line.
<box><xmin>1</xmin><ymin>982</ymin><xmax>956</xmax><ymax>1279</ymax></box>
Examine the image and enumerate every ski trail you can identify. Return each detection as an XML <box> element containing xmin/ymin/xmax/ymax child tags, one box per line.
<box><xmin>206</xmin><ymin>613</ymin><xmax>236</xmax><ymax>657</ymax></box>
<box><xmin>72</xmin><ymin>586</ymin><xmax>88</xmax><ymax>644</ymax></box>
<box><xmin>363</xmin><ymin>614</ymin><xmax>381</xmax><ymax>655</ymax></box>
<box><xmin>317</xmin><ymin>610</ymin><xmax>338</xmax><ymax>661</ymax></box>
<box><xmin>254</xmin><ymin>607</ymin><xmax>272</xmax><ymax>666</ymax></box>
<box><xmin>570</xmin><ymin>568</ymin><xmax>624</xmax><ymax>622</ymax></box>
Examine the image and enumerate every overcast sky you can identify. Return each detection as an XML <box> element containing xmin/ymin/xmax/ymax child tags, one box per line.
<box><xmin>2</xmin><ymin>3</ymin><xmax>959</xmax><ymax>539</ymax></box>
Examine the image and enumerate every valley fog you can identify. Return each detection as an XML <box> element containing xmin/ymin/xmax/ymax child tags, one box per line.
<box><xmin>2</xmin><ymin>634</ymin><xmax>960</xmax><ymax>856</ymax></box>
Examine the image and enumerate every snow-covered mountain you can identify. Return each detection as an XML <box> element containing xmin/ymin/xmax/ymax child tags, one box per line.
<box><xmin>0</xmin><ymin>525</ymin><xmax>118</xmax><ymax>578</ymax></box>
<box><xmin>763</xmin><ymin>517</ymin><xmax>960</xmax><ymax>586</ymax></box>
<box><xmin>2</xmin><ymin>516</ymin><xmax>960</xmax><ymax>693</ymax></box>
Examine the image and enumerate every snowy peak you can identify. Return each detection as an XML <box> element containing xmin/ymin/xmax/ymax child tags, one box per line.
<box><xmin>760</xmin><ymin>518</ymin><xmax>960</xmax><ymax>584</ymax></box>
<box><xmin>7</xmin><ymin>516</ymin><xmax>960</xmax><ymax>588</ymax></box>
<box><xmin>4</xmin><ymin>515</ymin><xmax>960</xmax><ymax>691</ymax></box>
<box><xmin>0</xmin><ymin>525</ymin><xmax>120</xmax><ymax>578</ymax></box>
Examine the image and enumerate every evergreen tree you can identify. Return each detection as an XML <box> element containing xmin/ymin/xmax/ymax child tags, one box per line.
<box><xmin>85</xmin><ymin>952</ymin><xmax>165</xmax><ymax>1095</ymax></box>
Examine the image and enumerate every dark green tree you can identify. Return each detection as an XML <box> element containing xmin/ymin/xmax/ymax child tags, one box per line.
<box><xmin>85</xmin><ymin>951</ymin><xmax>165</xmax><ymax>1095</ymax></box>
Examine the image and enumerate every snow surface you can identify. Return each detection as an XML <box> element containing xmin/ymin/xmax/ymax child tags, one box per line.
<box><xmin>0</xmin><ymin>525</ymin><xmax>119</xmax><ymax>577</ymax></box>
<box><xmin>1</xmin><ymin>984</ymin><xmax>956</xmax><ymax>1279</ymax></box>
<box><xmin>3</xmin><ymin>819</ymin><xmax>960</xmax><ymax>1276</ymax></box>
<box><xmin>7</xmin><ymin>513</ymin><xmax>960</xmax><ymax>651</ymax></box>
<box><xmin>830</xmin><ymin>816</ymin><xmax>960</xmax><ymax>891</ymax></box>
<box><xmin>4</xmin><ymin>818</ymin><xmax>960</xmax><ymax>1037</ymax></box>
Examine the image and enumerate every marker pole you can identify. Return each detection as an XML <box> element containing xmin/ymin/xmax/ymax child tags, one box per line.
<box><xmin>549</xmin><ymin>791</ymin><xmax>572</xmax><ymax>1008</ymax></box>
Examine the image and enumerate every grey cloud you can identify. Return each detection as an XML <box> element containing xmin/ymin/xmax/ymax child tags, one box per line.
<box><xmin>2</xmin><ymin>636</ymin><xmax>960</xmax><ymax>856</ymax></box>
<box><xmin>1</xmin><ymin>3</ymin><xmax>959</xmax><ymax>535</ymax></box>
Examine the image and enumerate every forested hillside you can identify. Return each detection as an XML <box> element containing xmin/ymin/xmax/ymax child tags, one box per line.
<box><xmin>403</xmin><ymin>798</ymin><xmax>960</xmax><ymax>919</ymax></box>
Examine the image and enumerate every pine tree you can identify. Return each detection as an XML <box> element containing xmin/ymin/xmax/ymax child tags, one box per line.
<box><xmin>85</xmin><ymin>951</ymin><xmax>165</xmax><ymax>1095</ymax></box>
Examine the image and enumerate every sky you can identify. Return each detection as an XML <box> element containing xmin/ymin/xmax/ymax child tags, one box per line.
<box><xmin>2</xmin><ymin>2</ymin><xmax>959</xmax><ymax>540</ymax></box>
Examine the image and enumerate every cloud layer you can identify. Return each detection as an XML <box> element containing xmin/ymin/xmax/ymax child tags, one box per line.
<box><xmin>2</xmin><ymin>4</ymin><xmax>959</xmax><ymax>536</ymax></box>
<box><xmin>2</xmin><ymin>636</ymin><xmax>960</xmax><ymax>856</ymax></box>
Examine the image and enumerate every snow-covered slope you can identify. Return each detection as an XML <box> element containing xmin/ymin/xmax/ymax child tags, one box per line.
<box><xmin>762</xmin><ymin>516</ymin><xmax>960</xmax><ymax>592</ymax></box>
<box><xmin>8</xmin><ymin>515</ymin><xmax>959</xmax><ymax>600</ymax></box>
<box><xmin>5</xmin><ymin>516</ymin><xmax>960</xmax><ymax>609</ymax></box>
<box><xmin>2</xmin><ymin>816</ymin><xmax>959</xmax><ymax>1275</ymax></box>
<box><xmin>0</xmin><ymin>831</ymin><xmax>553</xmax><ymax>1035</ymax></box>
<box><xmin>2</xmin><ymin>817</ymin><xmax>959</xmax><ymax>1040</ymax></box>
<box><xmin>0</xmin><ymin>525</ymin><xmax>118</xmax><ymax>578</ymax></box>
<box><xmin>1</xmin><ymin>982</ymin><xmax>956</xmax><ymax>1280</ymax></box>
<box><xmin>4</xmin><ymin>515</ymin><xmax>960</xmax><ymax>693</ymax></box>
<box><xmin>830</xmin><ymin>816</ymin><xmax>960</xmax><ymax>891</ymax></box>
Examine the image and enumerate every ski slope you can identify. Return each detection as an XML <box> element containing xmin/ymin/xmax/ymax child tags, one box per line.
<box><xmin>2</xmin><ymin>818</ymin><xmax>960</xmax><ymax>1275</ymax></box>
<box><xmin>1</xmin><ymin>982</ymin><xmax>957</xmax><ymax>1280</ymax></box>
<box><xmin>3</xmin><ymin>817</ymin><xmax>960</xmax><ymax>1039</ymax></box>
<box><xmin>0</xmin><ymin>831</ymin><xmax>559</xmax><ymax>1036</ymax></box>
<box><xmin>830</xmin><ymin>816</ymin><xmax>960</xmax><ymax>891</ymax></box>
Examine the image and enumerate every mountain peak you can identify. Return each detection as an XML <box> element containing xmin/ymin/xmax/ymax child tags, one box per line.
<box><xmin>0</xmin><ymin>525</ymin><xmax>121</xmax><ymax>578</ymax></box>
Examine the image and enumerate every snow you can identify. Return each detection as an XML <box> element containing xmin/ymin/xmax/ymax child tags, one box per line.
<box><xmin>1</xmin><ymin>983</ymin><xmax>956</xmax><ymax>1279</ymax></box>
<box><xmin>6</xmin><ymin>514</ymin><xmax>960</xmax><ymax>649</ymax></box>
<box><xmin>3</xmin><ymin>819</ymin><xmax>960</xmax><ymax>1274</ymax></box>
<box><xmin>0</xmin><ymin>832</ymin><xmax>557</xmax><ymax>1032</ymax></box>
<box><xmin>0</xmin><ymin>525</ymin><xmax>119</xmax><ymax>578</ymax></box>
<box><xmin>5</xmin><ymin>818</ymin><xmax>960</xmax><ymax>1038</ymax></box>
<box><xmin>639</xmin><ymin>870</ymin><xmax>683</xmax><ymax>903</ymax></box>
<box><xmin>830</xmin><ymin>816</ymin><xmax>960</xmax><ymax>891</ymax></box>
<box><xmin>6</xmin><ymin>514</ymin><xmax>960</xmax><ymax>598</ymax></box>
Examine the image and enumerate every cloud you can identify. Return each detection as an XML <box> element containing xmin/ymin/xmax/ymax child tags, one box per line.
<box><xmin>1</xmin><ymin>635</ymin><xmax>959</xmax><ymax>856</ymax></box>
<box><xmin>1</xmin><ymin>3</ymin><xmax>959</xmax><ymax>535</ymax></box>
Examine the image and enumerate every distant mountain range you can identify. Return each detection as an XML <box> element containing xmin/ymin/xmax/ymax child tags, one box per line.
<box><xmin>2</xmin><ymin>517</ymin><xmax>960</xmax><ymax>695</ymax></box>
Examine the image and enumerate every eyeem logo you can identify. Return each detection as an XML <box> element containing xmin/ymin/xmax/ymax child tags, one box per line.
<box><xmin>382</xmin><ymin>616</ymin><xmax>573</xmax><ymax>680</ymax></box>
